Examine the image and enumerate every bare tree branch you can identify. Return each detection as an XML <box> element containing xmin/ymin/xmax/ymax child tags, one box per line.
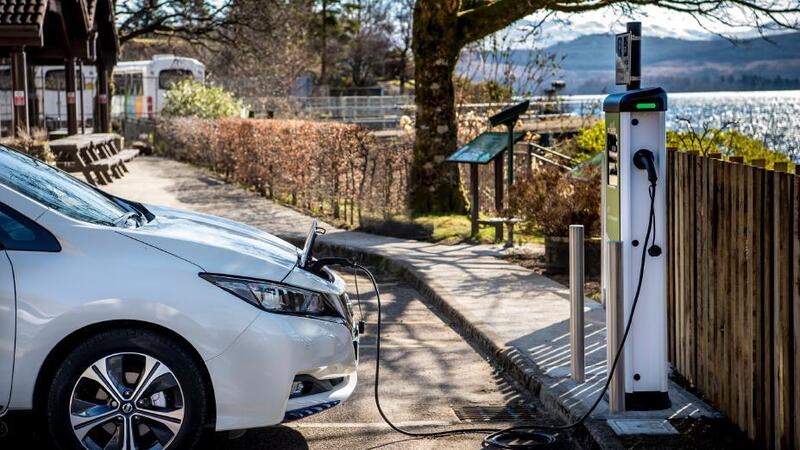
<box><xmin>456</xmin><ymin>0</ymin><xmax>799</xmax><ymax>48</ymax></box>
<box><xmin>116</xmin><ymin>0</ymin><xmax>243</xmax><ymax>45</ymax></box>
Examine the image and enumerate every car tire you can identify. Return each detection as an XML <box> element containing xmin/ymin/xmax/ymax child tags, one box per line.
<box><xmin>44</xmin><ymin>328</ymin><xmax>208</xmax><ymax>450</ymax></box>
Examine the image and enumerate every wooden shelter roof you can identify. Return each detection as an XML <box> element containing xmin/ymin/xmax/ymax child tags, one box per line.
<box><xmin>0</xmin><ymin>0</ymin><xmax>117</xmax><ymax>64</ymax></box>
<box><xmin>0</xmin><ymin>0</ymin><xmax>48</xmax><ymax>45</ymax></box>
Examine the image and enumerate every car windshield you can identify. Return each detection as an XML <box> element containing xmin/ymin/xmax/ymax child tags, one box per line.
<box><xmin>0</xmin><ymin>145</ymin><xmax>134</xmax><ymax>227</ymax></box>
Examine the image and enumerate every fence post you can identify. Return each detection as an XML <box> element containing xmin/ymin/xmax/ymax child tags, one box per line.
<box><xmin>607</xmin><ymin>240</ymin><xmax>625</xmax><ymax>413</ymax></box>
<box><xmin>570</xmin><ymin>225</ymin><xmax>585</xmax><ymax>382</ymax></box>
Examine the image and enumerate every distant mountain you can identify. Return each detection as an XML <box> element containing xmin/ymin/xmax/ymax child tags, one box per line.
<box><xmin>507</xmin><ymin>32</ymin><xmax>800</xmax><ymax>94</ymax></box>
<box><xmin>512</xmin><ymin>17</ymin><xmax>717</xmax><ymax>47</ymax></box>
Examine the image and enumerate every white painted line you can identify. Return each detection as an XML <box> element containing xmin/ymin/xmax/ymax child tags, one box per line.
<box><xmin>287</xmin><ymin>420</ymin><xmax>457</xmax><ymax>429</ymax></box>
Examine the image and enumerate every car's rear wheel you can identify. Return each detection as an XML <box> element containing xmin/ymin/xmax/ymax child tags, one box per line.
<box><xmin>45</xmin><ymin>328</ymin><xmax>208</xmax><ymax>450</ymax></box>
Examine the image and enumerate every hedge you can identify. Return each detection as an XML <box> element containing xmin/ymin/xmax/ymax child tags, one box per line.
<box><xmin>156</xmin><ymin>118</ymin><xmax>412</xmax><ymax>224</ymax></box>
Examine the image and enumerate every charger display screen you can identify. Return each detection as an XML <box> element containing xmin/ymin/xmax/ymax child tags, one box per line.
<box><xmin>607</xmin><ymin>128</ymin><xmax>619</xmax><ymax>187</ymax></box>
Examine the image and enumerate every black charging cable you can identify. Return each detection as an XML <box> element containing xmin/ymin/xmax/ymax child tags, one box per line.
<box><xmin>481</xmin><ymin>180</ymin><xmax>658</xmax><ymax>448</ymax></box>
<box><xmin>315</xmin><ymin>179</ymin><xmax>659</xmax><ymax>449</ymax></box>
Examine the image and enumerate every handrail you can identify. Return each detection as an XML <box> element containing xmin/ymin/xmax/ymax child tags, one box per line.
<box><xmin>529</xmin><ymin>152</ymin><xmax>571</xmax><ymax>171</ymax></box>
<box><xmin>528</xmin><ymin>142</ymin><xmax>578</xmax><ymax>163</ymax></box>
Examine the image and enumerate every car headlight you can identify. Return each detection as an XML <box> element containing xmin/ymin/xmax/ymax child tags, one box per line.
<box><xmin>200</xmin><ymin>273</ymin><xmax>336</xmax><ymax>316</ymax></box>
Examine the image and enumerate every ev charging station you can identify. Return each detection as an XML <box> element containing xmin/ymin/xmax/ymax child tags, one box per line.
<box><xmin>306</xmin><ymin>21</ymin><xmax>676</xmax><ymax>449</ymax></box>
<box><xmin>602</xmin><ymin>22</ymin><xmax>671</xmax><ymax>410</ymax></box>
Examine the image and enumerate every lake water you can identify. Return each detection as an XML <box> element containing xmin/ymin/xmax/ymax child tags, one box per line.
<box><xmin>563</xmin><ymin>90</ymin><xmax>800</xmax><ymax>161</ymax></box>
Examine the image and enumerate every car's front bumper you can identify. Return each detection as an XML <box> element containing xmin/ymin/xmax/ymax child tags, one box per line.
<box><xmin>205</xmin><ymin>311</ymin><xmax>358</xmax><ymax>431</ymax></box>
<box><xmin>283</xmin><ymin>372</ymin><xmax>358</xmax><ymax>422</ymax></box>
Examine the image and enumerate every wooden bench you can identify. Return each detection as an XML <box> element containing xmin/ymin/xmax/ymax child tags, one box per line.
<box><xmin>478</xmin><ymin>217</ymin><xmax>521</xmax><ymax>243</ymax></box>
<box><xmin>118</xmin><ymin>148</ymin><xmax>141</xmax><ymax>163</ymax></box>
<box><xmin>52</xmin><ymin>133</ymin><xmax>138</xmax><ymax>186</ymax></box>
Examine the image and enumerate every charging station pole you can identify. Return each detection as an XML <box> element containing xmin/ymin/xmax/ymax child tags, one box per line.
<box><xmin>601</xmin><ymin>22</ymin><xmax>670</xmax><ymax>411</ymax></box>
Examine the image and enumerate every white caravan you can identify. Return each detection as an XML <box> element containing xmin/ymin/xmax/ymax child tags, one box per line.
<box><xmin>112</xmin><ymin>55</ymin><xmax>205</xmax><ymax>119</ymax></box>
<box><xmin>0</xmin><ymin>55</ymin><xmax>204</xmax><ymax>132</ymax></box>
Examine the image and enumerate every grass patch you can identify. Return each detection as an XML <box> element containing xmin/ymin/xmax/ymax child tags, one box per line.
<box><xmin>371</xmin><ymin>214</ymin><xmax>544</xmax><ymax>245</ymax></box>
<box><xmin>255</xmin><ymin>195</ymin><xmax>543</xmax><ymax>245</ymax></box>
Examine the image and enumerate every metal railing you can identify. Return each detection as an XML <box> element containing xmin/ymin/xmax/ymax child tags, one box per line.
<box><xmin>246</xmin><ymin>95</ymin><xmax>603</xmax><ymax>129</ymax></box>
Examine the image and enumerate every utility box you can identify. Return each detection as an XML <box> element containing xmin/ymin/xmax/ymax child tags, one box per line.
<box><xmin>602</xmin><ymin>87</ymin><xmax>670</xmax><ymax>410</ymax></box>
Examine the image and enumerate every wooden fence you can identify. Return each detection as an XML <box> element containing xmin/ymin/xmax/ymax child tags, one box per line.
<box><xmin>667</xmin><ymin>149</ymin><xmax>800</xmax><ymax>449</ymax></box>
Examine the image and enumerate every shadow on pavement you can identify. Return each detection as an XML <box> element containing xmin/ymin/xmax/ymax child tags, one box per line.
<box><xmin>0</xmin><ymin>413</ymin><xmax>311</xmax><ymax>450</ymax></box>
<box><xmin>207</xmin><ymin>426</ymin><xmax>309</xmax><ymax>450</ymax></box>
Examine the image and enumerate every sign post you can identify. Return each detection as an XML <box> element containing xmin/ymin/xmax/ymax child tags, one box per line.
<box><xmin>489</xmin><ymin>101</ymin><xmax>529</xmax><ymax>246</ymax></box>
<box><xmin>447</xmin><ymin>131</ymin><xmax>524</xmax><ymax>240</ymax></box>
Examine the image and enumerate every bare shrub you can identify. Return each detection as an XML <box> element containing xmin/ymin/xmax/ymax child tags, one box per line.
<box><xmin>509</xmin><ymin>165</ymin><xmax>601</xmax><ymax>237</ymax></box>
<box><xmin>0</xmin><ymin>128</ymin><xmax>56</xmax><ymax>164</ymax></box>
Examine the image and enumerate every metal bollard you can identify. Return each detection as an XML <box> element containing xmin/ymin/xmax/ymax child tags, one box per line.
<box><xmin>569</xmin><ymin>225</ymin><xmax>585</xmax><ymax>382</ymax></box>
<box><xmin>607</xmin><ymin>241</ymin><xmax>625</xmax><ymax>413</ymax></box>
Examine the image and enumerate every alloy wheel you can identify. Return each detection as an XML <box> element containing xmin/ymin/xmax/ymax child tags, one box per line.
<box><xmin>68</xmin><ymin>352</ymin><xmax>185</xmax><ymax>450</ymax></box>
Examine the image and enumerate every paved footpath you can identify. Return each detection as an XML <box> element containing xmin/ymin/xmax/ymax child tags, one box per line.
<box><xmin>102</xmin><ymin>157</ymin><xmax>718</xmax><ymax>448</ymax></box>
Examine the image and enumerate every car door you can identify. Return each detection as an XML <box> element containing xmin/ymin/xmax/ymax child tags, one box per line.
<box><xmin>0</xmin><ymin>249</ymin><xmax>13</xmax><ymax>413</ymax></box>
<box><xmin>0</xmin><ymin>202</ymin><xmax>60</xmax><ymax>413</ymax></box>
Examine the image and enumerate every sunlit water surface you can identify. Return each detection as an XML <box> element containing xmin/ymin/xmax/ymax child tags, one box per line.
<box><xmin>564</xmin><ymin>90</ymin><xmax>800</xmax><ymax>161</ymax></box>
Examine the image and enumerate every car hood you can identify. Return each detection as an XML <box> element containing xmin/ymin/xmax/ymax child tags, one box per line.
<box><xmin>116</xmin><ymin>205</ymin><xmax>301</xmax><ymax>282</ymax></box>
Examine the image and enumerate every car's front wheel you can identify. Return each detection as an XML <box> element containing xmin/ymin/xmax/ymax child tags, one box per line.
<box><xmin>45</xmin><ymin>328</ymin><xmax>209</xmax><ymax>450</ymax></box>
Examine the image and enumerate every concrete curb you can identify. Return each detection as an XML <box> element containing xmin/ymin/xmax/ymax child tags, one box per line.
<box><xmin>281</xmin><ymin>234</ymin><xmax>624</xmax><ymax>450</ymax></box>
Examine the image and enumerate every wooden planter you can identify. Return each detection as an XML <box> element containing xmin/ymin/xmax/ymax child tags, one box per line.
<box><xmin>544</xmin><ymin>236</ymin><xmax>601</xmax><ymax>276</ymax></box>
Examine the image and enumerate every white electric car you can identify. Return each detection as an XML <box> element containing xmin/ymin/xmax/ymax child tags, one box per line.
<box><xmin>0</xmin><ymin>145</ymin><xmax>358</xmax><ymax>449</ymax></box>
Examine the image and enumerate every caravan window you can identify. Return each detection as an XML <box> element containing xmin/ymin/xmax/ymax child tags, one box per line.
<box><xmin>113</xmin><ymin>74</ymin><xmax>125</xmax><ymax>92</ymax></box>
<box><xmin>45</xmin><ymin>68</ymin><xmax>91</xmax><ymax>90</ymax></box>
<box><xmin>158</xmin><ymin>69</ymin><xmax>194</xmax><ymax>89</ymax></box>
<box><xmin>45</xmin><ymin>70</ymin><xmax>66</xmax><ymax>90</ymax></box>
<box><xmin>128</xmin><ymin>74</ymin><xmax>143</xmax><ymax>95</ymax></box>
<box><xmin>0</xmin><ymin>69</ymin><xmax>10</xmax><ymax>90</ymax></box>
<box><xmin>113</xmin><ymin>73</ymin><xmax>143</xmax><ymax>96</ymax></box>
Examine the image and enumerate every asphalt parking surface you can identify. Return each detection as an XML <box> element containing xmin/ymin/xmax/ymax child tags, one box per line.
<box><xmin>0</xmin><ymin>273</ymin><xmax>575</xmax><ymax>450</ymax></box>
<box><xmin>205</xmin><ymin>272</ymin><xmax>575</xmax><ymax>450</ymax></box>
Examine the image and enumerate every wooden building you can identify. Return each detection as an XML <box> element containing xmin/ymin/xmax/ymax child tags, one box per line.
<box><xmin>0</xmin><ymin>0</ymin><xmax>118</xmax><ymax>136</ymax></box>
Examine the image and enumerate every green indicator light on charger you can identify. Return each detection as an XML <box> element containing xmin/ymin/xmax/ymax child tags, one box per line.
<box><xmin>636</xmin><ymin>102</ymin><xmax>657</xmax><ymax>110</ymax></box>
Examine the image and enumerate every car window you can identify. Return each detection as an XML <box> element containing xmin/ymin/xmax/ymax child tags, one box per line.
<box><xmin>0</xmin><ymin>146</ymin><xmax>129</xmax><ymax>227</ymax></box>
<box><xmin>0</xmin><ymin>203</ymin><xmax>60</xmax><ymax>252</ymax></box>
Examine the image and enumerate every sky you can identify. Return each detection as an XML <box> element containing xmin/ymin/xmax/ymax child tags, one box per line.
<box><xmin>514</xmin><ymin>4</ymin><xmax>798</xmax><ymax>47</ymax></box>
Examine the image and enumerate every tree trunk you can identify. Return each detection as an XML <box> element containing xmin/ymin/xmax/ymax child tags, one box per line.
<box><xmin>332</xmin><ymin>160</ymin><xmax>340</xmax><ymax>219</ymax></box>
<box><xmin>409</xmin><ymin>0</ymin><xmax>467</xmax><ymax>214</ymax></box>
<box><xmin>320</xmin><ymin>0</ymin><xmax>328</xmax><ymax>85</ymax></box>
<box><xmin>399</xmin><ymin>48</ymin><xmax>409</xmax><ymax>95</ymax></box>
